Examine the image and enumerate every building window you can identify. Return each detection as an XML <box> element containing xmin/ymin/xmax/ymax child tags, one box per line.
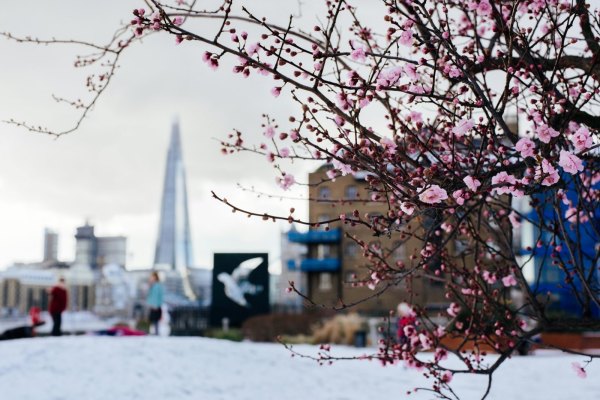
<box><xmin>317</xmin><ymin>244</ymin><xmax>332</xmax><ymax>259</ymax></box>
<box><xmin>345</xmin><ymin>242</ymin><xmax>359</xmax><ymax>258</ymax></box>
<box><xmin>318</xmin><ymin>187</ymin><xmax>331</xmax><ymax>200</ymax></box>
<box><xmin>318</xmin><ymin>273</ymin><xmax>333</xmax><ymax>291</ymax></box>
<box><xmin>369</xmin><ymin>240</ymin><xmax>382</xmax><ymax>256</ymax></box>
<box><xmin>345</xmin><ymin>271</ymin><xmax>357</xmax><ymax>283</ymax></box>
<box><xmin>345</xmin><ymin>185</ymin><xmax>359</xmax><ymax>200</ymax></box>
<box><xmin>392</xmin><ymin>241</ymin><xmax>406</xmax><ymax>260</ymax></box>
<box><xmin>317</xmin><ymin>214</ymin><xmax>330</xmax><ymax>230</ymax></box>
<box><xmin>454</xmin><ymin>239</ymin><xmax>468</xmax><ymax>256</ymax></box>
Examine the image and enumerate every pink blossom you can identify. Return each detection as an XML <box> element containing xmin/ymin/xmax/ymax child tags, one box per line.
<box><xmin>571</xmin><ymin>362</ymin><xmax>587</xmax><ymax>379</ymax></box>
<box><xmin>434</xmin><ymin>348</ymin><xmax>448</xmax><ymax>362</ymax></box>
<box><xmin>380</xmin><ymin>137</ymin><xmax>397</xmax><ymax>153</ymax></box>
<box><xmin>290</xmin><ymin>129</ymin><xmax>299</xmax><ymax>141</ymax></box>
<box><xmin>403</xmin><ymin>63</ymin><xmax>418</xmax><ymax>81</ymax></box>
<box><xmin>280</xmin><ymin>147</ymin><xmax>290</xmax><ymax>158</ymax></box>
<box><xmin>271</xmin><ymin>86</ymin><xmax>282</xmax><ymax>98</ymax></box>
<box><xmin>515</xmin><ymin>138</ymin><xmax>536</xmax><ymax>158</ymax></box>
<box><xmin>491</xmin><ymin>172</ymin><xmax>517</xmax><ymax>195</ymax></box>
<box><xmin>400</xmin><ymin>202</ymin><xmax>415</xmax><ymax>215</ymax></box>
<box><xmin>571</xmin><ymin>127</ymin><xmax>593</xmax><ymax>152</ymax></box>
<box><xmin>409</xmin><ymin>111</ymin><xmax>422</xmax><ymax>123</ymax></box>
<box><xmin>399</xmin><ymin>29</ymin><xmax>413</xmax><ymax>46</ymax></box>
<box><xmin>447</xmin><ymin>302</ymin><xmax>460</xmax><ymax>317</ymax></box>
<box><xmin>435</xmin><ymin>326</ymin><xmax>446</xmax><ymax>338</ymax></box>
<box><xmin>537</xmin><ymin>159</ymin><xmax>560</xmax><ymax>186</ymax></box>
<box><xmin>175</xmin><ymin>35</ymin><xmax>183</xmax><ymax>45</ymax></box>
<box><xmin>441</xmin><ymin>371</ymin><xmax>453</xmax><ymax>383</ymax></box>
<box><xmin>264</xmin><ymin>125</ymin><xmax>275</xmax><ymax>139</ymax></box>
<box><xmin>441</xmin><ymin>222</ymin><xmax>453</xmax><ymax>233</ymax></box>
<box><xmin>418</xmin><ymin>185</ymin><xmax>448</xmax><ymax>204</ymax></box>
<box><xmin>565</xmin><ymin>206</ymin><xmax>577</xmax><ymax>222</ymax></box>
<box><xmin>336</xmin><ymin>92</ymin><xmax>353</xmax><ymax>110</ymax></box>
<box><xmin>403</xmin><ymin>325</ymin><xmax>416</xmax><ymax>338</ymax></box>
<box><xmin>208</xmin><ymin>58</ymin><xmax>219</xmax><ymax>70</ymax></box>
<box><xmin>536</xmin><ymin>124</ymin><xmax>560</xmax><ymax>143</ymax></box>
<box><xmin>332</xmin><ymin>158</ymin><xmax>353</xmax><ymax>176</ymax></box>
<box><xmin>376</xmin><ymin>67</ymin><xmax>403</xmax><ymax>89</ymax></box>
<box><xmin>173</xmin><ymin>16</ymin><xmax>184</xmax><ymax>26</ymax></box>
<box><xmin>326</xmin><ymin>169</ymin><xmax>337</xmax><ymax>181</ymax></box>
<box><xmin>408</xmin><ymin>83</ymin><xmax>427</xmax><ymax>94</ymax></box>
<box><xmin>452</xmin><ymin>189</ymin><xmax>466</xmax><ymax>205</ymax></box>
<box><xmin>247</xmin><ymin>42</ymin><xmax>260</xmax><ymax>56</ymax></box>
<box><xmin>477</xmin><ymin>0</ymin><xmax>493</xmax><ymax>16</ymax></box>
<box><xmin>568</xmin><ymin>121</ymin><xmax>580</xmax><ymax>133</ymax></box>
<box><xmin>463</xmin><ymin>176</ymin><xmax>481</xmax><ymax>192</ymax></box>
<box><xmin>418</xmin><ymin>333</ymin><xmax>432</xmax><ymax>350</ymax></box>
<box><xmin>358</xmin><ymin>97</ymin><xmax>371</xmax><ymax>109</ymax></box>
<box><xmin>502</xmin><ymin>275</ymin><xmax>517</xmax><ymax>287</ymax></box>
<box><xmin>509</xmin><ymin>211</ymin><xmax>521</xmax><ymax>227</ymax></box>
<box><xmin>569</xmin><ymin>85</ymin><xmax>581</xmax><ymax>98</ymax></box>
<box><xmin>482</xmin><ymin>270</ymin><xmax>497</xmax><ymax>285</ymax></box>
<box><xmin>448</xmin><ymin>66</ymin><xmax>462</xmax><ymax>78</ymax></box>
<box><xmin>452</xmin><ymin>119</ymin><xmax>474</xmax><ymax>137</ymax></box>
<box><xmin>276</xmin><ymin>174</ymin><xmax>295</xmax><ymax>190</ymax></box>
<box><xmin>351</xmin><ymin>47</ymin><xmax>366</xmax><ymax>62</ymax></box>
<box><xmin>559</xmin><ymin>150</ymin><xmax>584</xmax><ymax>175</ymax></box>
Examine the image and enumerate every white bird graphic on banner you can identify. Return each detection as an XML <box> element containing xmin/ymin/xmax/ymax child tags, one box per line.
<box><xmin>217</xmin><ymin>257</ymin><xmax>265</xmax><ymax>307</ymax></box>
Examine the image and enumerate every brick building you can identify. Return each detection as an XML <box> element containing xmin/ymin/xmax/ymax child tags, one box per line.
<box><xmin>287</xmin><ymin>165</ymin><xmax>447</xmax><ymax>315</ymax></box>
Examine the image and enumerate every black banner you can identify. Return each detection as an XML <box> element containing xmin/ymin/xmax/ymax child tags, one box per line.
<box><xmin>210</xmin><ymin>253</ymin><xmax>270</xmax><ymax>327</ymax></box>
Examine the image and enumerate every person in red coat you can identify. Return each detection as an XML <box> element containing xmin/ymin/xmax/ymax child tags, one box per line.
<box><xmin>48</xmin><ymin>277</ymin><xmax>68</xmax><ymax>336</ymax></box>
<box><xmin>396</xmin><ymin>302</ymin><xmax>416</xmax><ymax>345</ymax></box>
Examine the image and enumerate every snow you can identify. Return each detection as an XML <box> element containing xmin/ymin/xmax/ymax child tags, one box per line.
<box><xmin>0</xmin><ymin>336</ymin><xmax>598</xmax><ymax>399</ymax></box>
<box><xmin>0</xmin><ymin>312</ymin><xmax>113</xmax><ymax>334</ymax></box>
<box><xmin>35</xmin><ymin>312</ymin><xmax>113</xmax><ymax>335</ymax></box>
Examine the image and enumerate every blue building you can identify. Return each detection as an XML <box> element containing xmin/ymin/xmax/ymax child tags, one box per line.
<box><xmin>526</xmin><ymin>175</ymin><xmax>600</xmax><ymax>319</ymax></box>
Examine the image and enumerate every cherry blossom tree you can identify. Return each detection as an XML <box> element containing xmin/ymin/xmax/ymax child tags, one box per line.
<box><xmin>5</xmin><ymin>0</ymin><xmax>600</xmax><ymax>397</ymax></box>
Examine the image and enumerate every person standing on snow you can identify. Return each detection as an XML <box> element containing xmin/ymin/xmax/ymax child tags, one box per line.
<box><xmin>396</xmin><ymin>302</ymin><xmax>416</xmax><ymax>345</ymax></box>
<box><xmin>48</xmin><ymin>277</ymin><xmax>68</xmax><ymax>336</ymax></box>
<box><xmin>146</xmin><ymin>272</ymin><xmax>164</xmax><ymax>335</ymax></box>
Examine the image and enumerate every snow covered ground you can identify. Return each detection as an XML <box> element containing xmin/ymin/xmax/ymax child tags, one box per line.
<box><xmin>0</xmin><ymin>336</ymin><xmax>597</xmax><ymax>400</ymax></box>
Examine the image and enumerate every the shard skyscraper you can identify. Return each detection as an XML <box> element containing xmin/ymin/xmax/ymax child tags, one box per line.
<box><xmin>154</xmin><ymin>121</ymin><xmax>196</xmax><ymax>299</ymax></box>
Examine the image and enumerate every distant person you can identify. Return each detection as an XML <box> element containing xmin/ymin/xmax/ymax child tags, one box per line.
<box><xmin>146</xmin><ymin>272</ymin><xmax>164</xmax><ymax>335</ymax></box>
<box><xmin>396</xmin><ymin>302</ymin><xmax>416</xmax><ymax>345</ymax></box>
<box><xmin>48</xmin><ymin>277</ymin><xmax>68</xmax><ymax>336</ymax></box>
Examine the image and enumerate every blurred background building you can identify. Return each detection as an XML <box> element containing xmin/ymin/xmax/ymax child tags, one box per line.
<box><xmin>283</xmin><ymin>165</ymin><xmax>449</xmax><ymax>315</ymax></box>
<box><xmin>153</xmin><ymin>121</ymin><xmax>196</xmax><ymax>300</ymax></box>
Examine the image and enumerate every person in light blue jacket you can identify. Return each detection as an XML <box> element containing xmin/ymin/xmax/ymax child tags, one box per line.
<box><xmin>146</xmin><ymin>271</ymin><xmax>164</xmax><ymax>335</ymax></box>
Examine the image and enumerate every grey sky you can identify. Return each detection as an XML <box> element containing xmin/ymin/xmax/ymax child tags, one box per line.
<box><xmin>0</xmin><ymin>0</ymin><xmax>339</xmax><ymax>270</ymax></box>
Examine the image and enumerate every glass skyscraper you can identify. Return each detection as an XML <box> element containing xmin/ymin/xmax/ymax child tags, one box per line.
<box><xmin>154</xmin><ymin>121</ymin><xmax>195</xmax><ymax>273</ymax></box>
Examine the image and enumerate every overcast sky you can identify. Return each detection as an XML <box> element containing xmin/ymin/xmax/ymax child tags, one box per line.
<box><xmin>0</xmin><ymin>0</ymin><xmax>364</xmax><ymax>271</ymax></box>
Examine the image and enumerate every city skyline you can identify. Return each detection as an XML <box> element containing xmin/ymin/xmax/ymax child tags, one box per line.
<box><xmin>0</xmin><ymin>0</ymin><xmax>316</xmax><ymax>271</ymax></box>
<box><xmin>0</xmin><ymin>115</ymin><xmax>305</xmax><ymax>271</ymax></box>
